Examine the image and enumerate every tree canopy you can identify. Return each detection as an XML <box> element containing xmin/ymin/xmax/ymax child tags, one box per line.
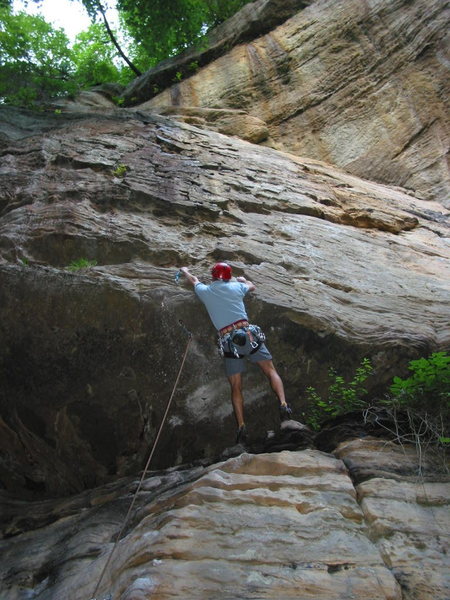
<box><xmin>116</xmin><ymin>0</ymin><xmax>251</xmax><ymax>68</ymax></box>
<box><xmin>0</xmin><ymin>0</ymin><xmax>252</xmax><ymax>107</ymax></box>
<box><xmin>0</xmin><ymin>7</ymin><xmax>76</xmax><ymax>106</ymax></box>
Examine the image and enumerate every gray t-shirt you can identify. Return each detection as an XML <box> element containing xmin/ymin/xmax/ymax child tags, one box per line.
<box><xmin>195</xmin><ymin>280</ymin><xmax>249</xmax><ymax>330</ymax></box>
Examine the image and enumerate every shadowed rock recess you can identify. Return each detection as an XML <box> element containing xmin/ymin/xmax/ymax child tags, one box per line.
<box><xmin>0</xmin><ymin>0</ymin><xmax>449</xmax><ymax>597</ymax></box>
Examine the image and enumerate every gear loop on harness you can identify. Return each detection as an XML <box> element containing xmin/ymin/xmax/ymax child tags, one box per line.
<box><xmin>218</xmin><ymin>324</ymin><xmax>265</xmax><ymax>359</ymax></box>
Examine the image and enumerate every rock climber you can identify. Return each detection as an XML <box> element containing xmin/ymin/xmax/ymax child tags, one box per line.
<box><xmin>180</xmin><ymin>262</ymin><xmax>292</xmax><ymax>444</ymax></box>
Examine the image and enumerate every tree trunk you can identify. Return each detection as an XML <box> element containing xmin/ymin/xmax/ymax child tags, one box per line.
<box><xmin>98</xmin><ymin>1</ymin><xmax>142</xmax><ymax>76</ymax></box>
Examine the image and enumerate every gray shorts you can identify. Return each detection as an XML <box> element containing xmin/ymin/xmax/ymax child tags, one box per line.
<box><xmin>224</xmin><ymin>343</ymin><xmax>272</xmax><ymax>376</ymax></box>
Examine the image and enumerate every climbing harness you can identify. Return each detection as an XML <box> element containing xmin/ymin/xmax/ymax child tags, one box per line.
<box><xmin>218</xmin><ymin>324</ymin><xmax>265</xmax><ymax>358</ymax></box>
<box><xmin>90</xmin><ymin>321</ymin><xmax>192</xmax><ymax>600</ymax></box>
<box><xmin>219</xmin><ymin>319</ymin><xmax>250</xmax><ymax>336</ymax></box>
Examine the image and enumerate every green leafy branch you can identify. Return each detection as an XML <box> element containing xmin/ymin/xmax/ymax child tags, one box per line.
<box><xmin>304</xmin><ymin>352</ymin><xmax>449</xmax><ymax>472</ymax></box>
<box><xmin>388</xmin><ymin>352</ymin><xmax>450</xmax><ymax>410</ymax></box>
<box><xmin>304</xmin><ymin>358</ymin><xmax>373</xmax><ymax>430</ymax></box>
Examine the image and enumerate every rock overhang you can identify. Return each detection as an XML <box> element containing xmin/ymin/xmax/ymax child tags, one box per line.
<box><xmin>0</xmin><ymin>106</ymin><xmax>449</xmax><ymax>497</ymax></box>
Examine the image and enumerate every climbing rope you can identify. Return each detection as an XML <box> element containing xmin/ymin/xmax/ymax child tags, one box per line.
<box><xmin>90</xmin><ymin>321</ymin><xmax>193</xmax><ymax>600</ymax></box>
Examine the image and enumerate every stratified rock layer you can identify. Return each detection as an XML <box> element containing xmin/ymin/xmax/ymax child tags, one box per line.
<box><xmin>1</xmin><ymin>440</ymin><xmax>448</xmax><ymax>599</ymax></box>
<box><xmin>336</xmin><ymin>438</ymin><xmax>450</xmax><ymax>600</ymax></box>
<box><xmin>0</xmin><ymin>108</ymin><xmax>449</xmax><ymax>496</ymax></box>
<box><xmin>134</xmin><ymin>0</ymin><xmax>450</xmax><ymax>204</ymax></box>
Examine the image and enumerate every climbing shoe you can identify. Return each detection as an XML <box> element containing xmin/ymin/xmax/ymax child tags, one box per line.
<box><xmin>279</xmin><ymin>403</ymin><xmax>293</xmax><ymax>422</ymax></box>
<box><xmin>236</xmin><ymin>424</ymin><xmax>248</xmax><ymax>445</ymax></box>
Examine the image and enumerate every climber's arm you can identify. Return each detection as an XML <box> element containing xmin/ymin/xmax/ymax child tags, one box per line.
<box><xmin>236</xmin><ymin>276</ymin><xmax>256</xmax><ymax>292</ymax></box>
<box><xmin>180</xmin><ymin>267</ymin><xmax>199</xmax><ymax>287</ymax></box>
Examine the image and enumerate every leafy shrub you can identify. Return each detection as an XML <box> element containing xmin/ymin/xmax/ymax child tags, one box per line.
<box><xmin>388</xmin><ymin>352</ymin><xmax>450</xmax><ymax>409</ymax></box>
<box><xmin>304</xmin><ymin>352</ymin><xmax>449</xmax><ymax>471</ymax></box>
<box><xmin>304</xmin><ymin>358</ymin><xmax>373</xmax><ymax>430</ymax></box>
<box><xmin>382</xmin><ymin>352</ymin><xmax>450</xmax><ymax>447</ymax></box>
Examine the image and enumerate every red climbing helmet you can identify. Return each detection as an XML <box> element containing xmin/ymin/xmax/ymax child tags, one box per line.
<box><xmin>211</xmin><ymin>262</ymin><xmax>232</xmax><ymax>280</ymax></box>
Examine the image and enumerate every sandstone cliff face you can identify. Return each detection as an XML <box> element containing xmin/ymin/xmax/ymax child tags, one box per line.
<box><xmin>1</xmin><ymin>438</ymin><xmax>449</xmax><ymax>600</ymax></box>
<box><xmin>1</xmin><ymin>107</ymin><xmax>448</xmax><ymax>497</ymax></box>
<box><xmin>0</xmin><ymin>1</ymin><xmax>449</xmax><ymax>597</ymax></box>
<box><xmin>129</xmin><ymin>0</ymin><xmax>450</xmax><ymax>205</ymax></box>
